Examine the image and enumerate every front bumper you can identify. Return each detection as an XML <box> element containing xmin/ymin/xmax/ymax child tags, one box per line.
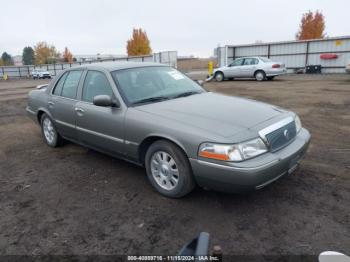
<box><xmin>189</xmin><ymin>128</ymin><xmax>311</xmax><ymax>193</ymax></box>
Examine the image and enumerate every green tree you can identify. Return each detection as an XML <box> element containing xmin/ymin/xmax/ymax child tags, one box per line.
<box><xmin>126</xmin><ymin>28</ymin><xmax>152</xmax><ymax>56</ymax></box>
<box><xmin>22</xmin><ymin>46</ymin><xmax>35</xmax><ymax>65</ymax></box>
<box><xmin>1</xmin><ymin>52</ymin><xmax>14</xmax><ymax>66</ymax></box>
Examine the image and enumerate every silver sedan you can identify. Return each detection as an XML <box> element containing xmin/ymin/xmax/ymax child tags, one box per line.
<box><xmin>213</xmin><ymin>56</ymin><xmax>287</xmax><ymax>81</ymax></box>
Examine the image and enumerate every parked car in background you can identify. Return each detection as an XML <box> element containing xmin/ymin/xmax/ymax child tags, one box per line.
<box><xmin>31</xmin><ymin>69</ymin><xmax>51</xmax><ymax>79</ymax></box>
<box><xmin>26</xmin><ymin>62</ymin><xmax>310</xmax><ymax>198</ymax></box>
<box><xmin>213</xmin><ymin>57</ymin><xmax>286</xmax><ymax>81</ymax></box>
<box><xmin>346</xmin><ymin>59</ymin><xmax>350</xmax><ymax>73</ymax></box>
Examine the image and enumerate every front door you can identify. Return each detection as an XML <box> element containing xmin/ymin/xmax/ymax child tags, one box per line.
<box><xmin>225</xmin><ymin>58</ymin><xmax>244</xmax><ymax>77</ymax></box>
<box><xmin>75</xmin><ymin>70</ymin><xmax>126</xmax><ymax>155</ymax></box>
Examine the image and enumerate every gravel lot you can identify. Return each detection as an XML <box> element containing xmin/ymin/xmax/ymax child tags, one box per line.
<box><xmin>0</xmin><ymin>75</ymin><xmax>349</xmax><ymax>259</ymax></box>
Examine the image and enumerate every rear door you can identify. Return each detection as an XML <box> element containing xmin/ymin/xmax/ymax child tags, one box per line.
<box><xmin>240</xmin><ymin>58</ymin><xmax>259</xmax><ymax>77</ymax></box>
<box><xmin>75</xmin><ymin>70</ymin><xmax>126</xmax><ymax>155</ymax></box>
<box><xmin>49</xmin><ymin>70</ymin><xmax>84</xmax><ymax>141</ymax></box>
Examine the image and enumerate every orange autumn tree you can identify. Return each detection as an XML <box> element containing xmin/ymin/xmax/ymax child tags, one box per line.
<box><xmin>296</xmin><ymin>11</ymin><xmax>326</xmax><ymax>40</ymax></box>
<box><xmin>63</xmin><ymin>47</ymin><xmax>73</xmax><ymax>63</ymax></box>
<box><xmin>126</xmin><ymin>28</ymin><xmax>152</xmax><ymax>56</ymax></box>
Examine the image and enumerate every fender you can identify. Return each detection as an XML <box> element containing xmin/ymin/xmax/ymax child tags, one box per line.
<box><xmin>36</xmin><ymin>107</ymin><xmax>54</xmax><ymax>124</ymax></box>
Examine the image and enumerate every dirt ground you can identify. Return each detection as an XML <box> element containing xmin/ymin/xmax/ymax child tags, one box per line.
<box><xmin>0</xmin><ymin>75</ymin><xmax>349</xmax><ymax>259</ymax></box>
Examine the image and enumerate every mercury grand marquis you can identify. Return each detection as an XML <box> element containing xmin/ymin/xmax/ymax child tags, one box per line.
<box><xmin>26</xmin><ymin>62</ymin><xmax>310</xmax><ymax>198</ymax></box>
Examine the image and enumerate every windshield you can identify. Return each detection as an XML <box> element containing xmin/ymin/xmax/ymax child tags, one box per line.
<box><xmin>111</xmin><ymin>66</ymin><xmax>205</xmax><ymax>105</ymax></box>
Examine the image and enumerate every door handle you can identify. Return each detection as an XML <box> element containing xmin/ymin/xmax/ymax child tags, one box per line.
<box><xmin>75</xmin><ymin>107</ymin><xmax>84</xmax><ymax>116</ymax></box>
<box><xmin>48</xmin><ymin>101</ymin><xmax>54</xmax><ymax>106</ymax></box>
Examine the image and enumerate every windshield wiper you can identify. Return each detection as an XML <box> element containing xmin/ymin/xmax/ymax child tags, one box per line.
<box><xmin>133</xmin><ymin>96</ymin><xmax>170</xmax><ymax>105</ymax></box>
<box><xmin>172</xmin><ymin>91</ymin><xmax>202</xmax><ymax>99</ymax></box>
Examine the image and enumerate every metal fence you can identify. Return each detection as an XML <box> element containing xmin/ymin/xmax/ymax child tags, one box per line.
<box><xmin>0</xmin><ymin>51</ymin><xmax>177</xmax><ymax>79</ymax></box>
<box><xmin>217</xmin><ymin>36</ymin><xmax>350</xmax><ymax>73</ymax></box>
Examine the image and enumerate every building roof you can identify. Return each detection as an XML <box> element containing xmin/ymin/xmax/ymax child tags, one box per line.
<box><xmin>225</xmin><ymin>35</ymin><xmax>350</xmax><ymax>48</ymax></box>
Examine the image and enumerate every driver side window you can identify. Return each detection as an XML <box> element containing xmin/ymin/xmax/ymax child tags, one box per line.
<box><xmin>82</xmin><ymin>71</ymin><xmax>114</xmax><ymax>103</ymax></box>
<box><xmin>229</xmin><ymin>59</ymin><xmax>244</xmax><ymax>67</ymax></box>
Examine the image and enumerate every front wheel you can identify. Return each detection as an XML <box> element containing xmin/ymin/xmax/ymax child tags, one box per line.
<box><xmin>214</xmin><ymin>72</ymin><xmax>224</xmax><ymax>82</ymax></box>
<box><xmin>255</xmin><ymin>71</ymin><xmax>266</xmax><ymax>81</ymax></box>
<box><xmin>145</xmin><ymin>140</ymin><xmax>196</xmax><ymax>198</ymax></box>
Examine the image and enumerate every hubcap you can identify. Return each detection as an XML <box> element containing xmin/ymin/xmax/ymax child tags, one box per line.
<box><xmin>256</xmin><ymin>72</ymin><xmax>264</xmax><ymax>81</ymax></box>
<box><xmin>150</xmin><ymin>151</ymin><xmax>179</xmax><ymax>191</ymax></box>
<box><xmin>43</xmin><ymin>117</ymin><xmax>56</xmax><ymax>144</ymax></box>
<box><xmin>216</xmin><ymin>73</ymin><xmax>223</xmax><ymax>81</ymax></box>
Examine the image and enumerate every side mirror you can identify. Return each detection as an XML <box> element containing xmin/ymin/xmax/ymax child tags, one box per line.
<box><xmin>195</xmin><ymin>80</ymin><xmax>204</xmax><ymax>86</ymax></box>
<box><xmin>93</xmin><ymin>95</ymin><xmax>119</xmax><ymax>107</ymax></box>
<box><xmin>178</xmin><ymin>232</ymin><xmax>210</xmax><ymax>256</ymax></box>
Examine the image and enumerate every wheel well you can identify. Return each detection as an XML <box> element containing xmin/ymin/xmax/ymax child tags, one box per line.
<box><xmin>254</xmin><ymin>69</ymin><xmax>265</xmax><ymax>76</ymax></box>
<box><xmin>215</xmin><ymin>71</ymin><xmax>223</xmax><ymax>76</ymax></box>
<box><xmin>138</xmin><ymin>136</ymin><xmax>187</xmax><ymax>165</ymax></box>
<box><xmin>37</xmin><ymin>110</ymin><xmax>45</xmax><ymax>123</ymax></box>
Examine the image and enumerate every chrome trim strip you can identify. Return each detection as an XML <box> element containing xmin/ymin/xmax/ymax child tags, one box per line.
<box><xmin>255</xmin><ymin>171</ymin><xmax>287</xmax><ymax>190</ymax></box>
<box><xmin>55</xmin><ymin>119</ymin><xmax>75</xmax><ymax>129</ymax></box>
<box><xmin>192</xmin><ymin>158</ymin><xmax>279</xmax><ymax>171</ymax></box>
<box><xmin>54</xmin><ymin>119</ymin><xmax>127</xmax><ymax>144</ymax></box>
<box><xmin>258</xmin><ymin>116</ymin><xmax>294</xmax><ymax>143</ymax></box>
<box><xmin>51</xmin><ymin>94</ymin><xmax>79</xmax><ymax>102</ymax></box>
<box><xmin>76</xmin><ymin>126</ymin><xmax>124</xmax><ymax>143</ymax></box>
<box><xmin>26</xmin><ymin>107</ymin><xmax>36</xmax><ymax>115</ymax></box>
<box><xmin>125</xmin><ymin>140</ymin><xmax>139</xmax><ymax>146</ymax></box>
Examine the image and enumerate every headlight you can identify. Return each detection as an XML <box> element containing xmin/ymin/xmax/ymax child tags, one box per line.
<box><xmin>295</xmin><ymin>115</ymin><xmax>302</xmax><ymax>133</ymax></box>
<box><xmin>199</xmin><ymin>138</ymin><xmax>267</xmax><ymax>162</ymax></box>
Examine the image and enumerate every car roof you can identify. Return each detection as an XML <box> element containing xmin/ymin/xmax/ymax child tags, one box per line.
<box><xmin>71</xmin><ymin>61</ymin><xmax>168</xmax><ymax>72</ymax></box>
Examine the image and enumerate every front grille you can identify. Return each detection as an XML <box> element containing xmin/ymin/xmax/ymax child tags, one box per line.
<box><xmin>265</xmin><ymin>121</ymin><xmax>296</xmax><ymax>152</ymax></box>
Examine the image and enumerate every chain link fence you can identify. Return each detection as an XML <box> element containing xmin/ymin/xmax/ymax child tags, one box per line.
<box><xmin>0</xmin><ymin>51</ymin><xmax>177</xmax><ymax>79</ymax></box>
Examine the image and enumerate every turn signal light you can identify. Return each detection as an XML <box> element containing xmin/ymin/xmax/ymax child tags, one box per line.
<box><xmin>272</xmin><ymin>64</ymin><xmax>281</xmax><ymax>68</ymax></box>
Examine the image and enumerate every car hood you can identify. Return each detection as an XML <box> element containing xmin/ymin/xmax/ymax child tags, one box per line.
<box><xmin>135</xmin><ymin>92</ymin><xmax>287</xmax><ymax>138</ymax></box>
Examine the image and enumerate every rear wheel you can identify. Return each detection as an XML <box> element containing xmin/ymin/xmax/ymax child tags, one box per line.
<box><xmin>145</xmin><ymin>140</ymin><xmax>195</xmax><ymax>198</ymax></box>
<box><xmin>214</xmin><ymin>72</ymin><xmax>224</xmax><ymax>82</ymax></box>
<box><xmin>40</xmin><ymin>113</ymin><xmax>63</xmax><ymax>147</ymax></box>
<box><xmin>255</xmin><ymin>70</ymin><xmax>266</xmax><ymax>81</ymax></box>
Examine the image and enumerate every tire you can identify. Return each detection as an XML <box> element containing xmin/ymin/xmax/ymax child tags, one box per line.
<box><xmin>255</xmin><ymin>70</ymin><xmax>266</xmax><ymax>81</ymax></box>
<box><xmin>40</xmin><ymin>113</ymin><xmax>63</xmax><ymax>147</ymax></box>
<box><xmin>145</xmin><ymin>140</ymin><xmax>196</xmax><ymax>198</ymax></box>
<box><xmin>214</xmin><ymin>71</ymin><xmax>224</xmax><ymax>82</ymax></box>
<box><xmin>267</xmin><ymin>76</ymin><xmax>275</xmax><ymax>81</ymax></box>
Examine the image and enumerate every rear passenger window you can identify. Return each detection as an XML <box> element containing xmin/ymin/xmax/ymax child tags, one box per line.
<box><xmin>53</xmin><ymin>72</ymin><xmax>68</xmax><ymax>95</ymax></box>
<box><xmin>61</xmin><ymin>71</ymin><xmax>83</xmax><ymax>99</ymax></box>
<box><xmin>243</xmin><ymin>58</ymin><xmax>258</xmax><ymax>65</ymax></box>
<box><xmin>82</xmin><ymin>71</ymin><xmax>114</xmax><ymax>103</ymax></box>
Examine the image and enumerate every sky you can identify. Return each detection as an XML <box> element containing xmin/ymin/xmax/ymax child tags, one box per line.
<box><xmin>2</xmin><ymin>0</ymin><xmax>349</xmax><ymax>57</ymax></box>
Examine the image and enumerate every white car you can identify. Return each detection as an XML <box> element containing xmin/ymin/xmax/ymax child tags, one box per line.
<box><xmin>346</xmin><ymin>59</ymin><xmax>350</xmax><ymax>73</ymax></box>
<box><xmin>213</xmin><ymin>56</ymin><xmax>286</xmax><ymax>81</ymax></box>
<box><xmin>31</xmin><ymin>69</ymin><xmax>52</xmax><ymax>79</ymax></box>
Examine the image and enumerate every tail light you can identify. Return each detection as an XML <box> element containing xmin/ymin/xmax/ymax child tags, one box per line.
<box><xmin>272</xmin><ymin>64</ymin><xmax>281</xmax><ymax>68</ymax></box>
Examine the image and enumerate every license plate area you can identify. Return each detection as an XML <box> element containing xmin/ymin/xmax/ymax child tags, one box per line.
<box><xmin>288</xmin><ymin>154</ymin><xmax>301</xmax><ymax>174</ymax></box>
